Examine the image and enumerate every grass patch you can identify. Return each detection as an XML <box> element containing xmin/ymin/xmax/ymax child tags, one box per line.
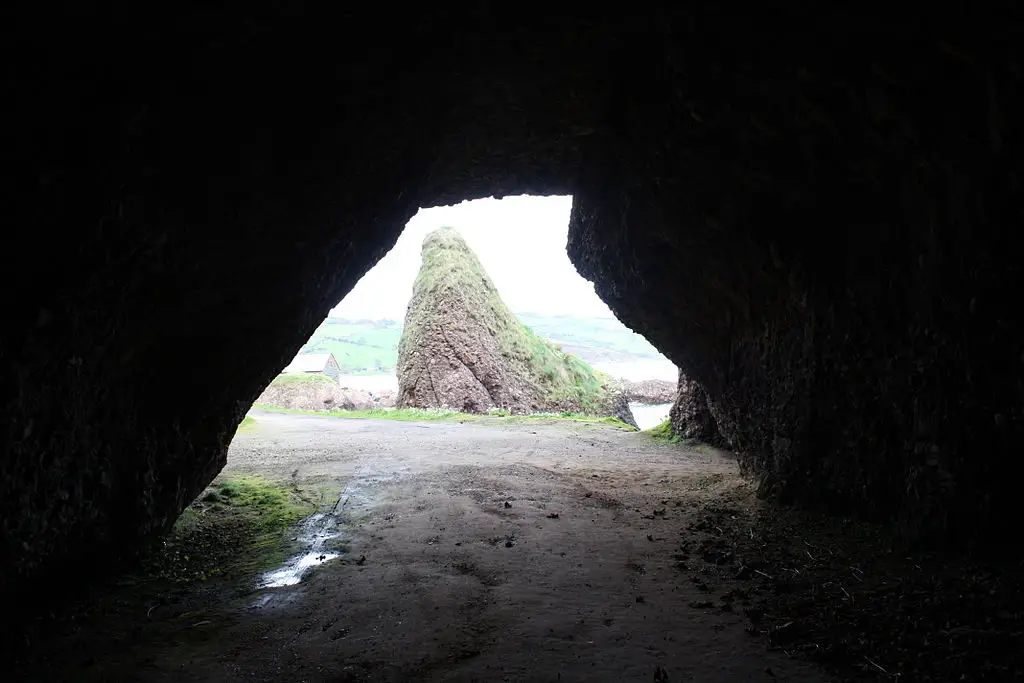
<box><xmin>254</xmin><ymin>405</ymin><xmax>466</xmax><ymax>421</ymax></box>
<box><xmin>269</xmin><ymin>372</ymin><xmax>338</xmax><ymax>387</ymax></box>
<box><xmin>252</xmin><ymin>405</ymin><xmax>636</xmax><ymax>430</ymax></box>
<box><xmin>299</xmin><ymin>318</ymin><xmax>402</xmax><ymax>374</ymax></box>
<box><xmin>139</xmin><ymin>475</ymin><xmax>319</xmax><ymax>585</ymax></box>
<box><xmin>236</xmin><ymin>415</ymin><xmax>256</xmax><ymax>432</ymax></box>
<box><xmin>504</xmin><ymin>412</ymin><xmax>637</xmax><ymax>431</ymax></box>
<box><xmin>646</xmin><ymin>419</ymin><xmax>681</xmax><ymax>443</ymax></box>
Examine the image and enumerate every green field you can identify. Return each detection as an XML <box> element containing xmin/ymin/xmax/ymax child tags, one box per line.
<box><xmin>298</xmin><ymin>319</ymin><xmax>402</xmax><ymax>374</ymax></box>
<box><xmin>298</xmin><ymin>312</ymin><xmax>665</xmax><ymax>375</ymax></box>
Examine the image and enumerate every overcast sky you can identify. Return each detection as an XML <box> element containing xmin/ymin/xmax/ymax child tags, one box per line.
<box><xmin>331</xmin><ymin>195</ymin><xmax>618</xmax><ymax>320</ymax></box>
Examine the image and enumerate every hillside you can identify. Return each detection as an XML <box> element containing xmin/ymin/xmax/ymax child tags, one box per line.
<box><xmin>301</xmin><ymin>311</ymin><xmax>669</xmax><ymax>376</ymax></box>
<box><xmin>298</xmin><ymin>318</ymin><xmax>402</xmax><ymax>374</ymax></box>
<box><xmin>516</xmin><ymin>313</ymin><xmax>664</xmax><ymax>363</ymax></box>
<box><xmin>395</xmin><ymin>227</ymin><xmax>611</xmax><ymax>415</ymax></box>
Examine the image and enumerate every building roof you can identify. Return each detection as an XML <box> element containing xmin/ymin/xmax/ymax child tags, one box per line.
<box><xmin>281</xmin><ymin>353</ymin><xmax>335</xmax><ymax>374</ymax></box>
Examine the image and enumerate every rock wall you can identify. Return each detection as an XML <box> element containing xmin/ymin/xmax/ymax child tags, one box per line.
<box><xmin>3</xmin><ymin>5</ymin><xmax>1023</xmax><ymax>594</ymax></box>
<box><xmin>566</xmin><ymin>7</ymin><xmax>1024</xmax><ymax>543</ymax></box>
<box><xmin>668</xmin><ymin>373</ymin><xmax>723</xmax><ymax>445</ymax></box>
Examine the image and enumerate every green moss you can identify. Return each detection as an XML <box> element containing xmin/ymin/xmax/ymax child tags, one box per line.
<box><xmin>646</xmin><ymin>419</ymin><xmax>681</xmax><ymax>443</ymax></box>
<box><xmin>139</xmin><ymin>475</ymin><xmax>318</xmax><ymax>586</ymax></box>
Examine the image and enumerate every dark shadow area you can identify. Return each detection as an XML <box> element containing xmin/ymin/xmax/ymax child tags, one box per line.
<box><xmin>4</xmin><ymin>4</ymin><xmax>1024</xmax><ymax>681</ymax></box>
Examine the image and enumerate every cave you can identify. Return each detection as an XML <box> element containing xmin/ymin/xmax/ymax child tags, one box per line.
<box><xmin>5</xmin><ymin>4</ymin><xmax>1024</xmax><ymax>679</ymax></box>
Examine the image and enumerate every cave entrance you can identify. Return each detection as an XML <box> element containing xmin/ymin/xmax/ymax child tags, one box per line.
<box><xmin>69</xmin><ymin>197</ymin><xmax>746</xmax><ymax>681</ymax></box>
<box><xmin>252</xmin><ymin>194</ymin><xmax>679</xmax><ymax>430</ymax></box>
<box><xmin>206</xmin><ymin>196</ymin><xmax>733</xmax><ymax>591</ymax></box>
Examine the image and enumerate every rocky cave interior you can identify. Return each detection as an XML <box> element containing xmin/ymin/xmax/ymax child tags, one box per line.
<box><xmin>4</xmin><ymin>4</ymin><xmax>1024</xmax><ymax>678</ymax></box>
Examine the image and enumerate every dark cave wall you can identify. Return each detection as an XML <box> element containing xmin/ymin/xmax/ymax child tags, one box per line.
<box><xmin>668</xmin><ymin>372</ymin><xmax>723</xmax><ymax>446</ymax></box>
<box><xmin>3</xmin><ymin>5</ymin><xmax>1024</xmax><ymax>593</ymax></box>
<box><xmin>567</xmin><ymin>6</ymin><xmax>1024</xmax><ymax>540</ymax></box>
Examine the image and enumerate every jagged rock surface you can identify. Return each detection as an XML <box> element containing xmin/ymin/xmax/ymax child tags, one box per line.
<box><xmin>668</xmin><ymin>372</ymin><xmax>724</xmax><ymax>445</ymax></box>
<box><xmin>397</xmin><ymin>228</ymin><xmax>611</xmax><ymax>416</ymax></box>
<box><xmin>620</xmin><ymin>379</ymin><xmax>676</xmax><ymax>405</ymax></box>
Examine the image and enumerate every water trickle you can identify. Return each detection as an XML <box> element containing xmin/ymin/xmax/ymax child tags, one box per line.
<box><xmin>256</xmin><ymin>478</ymin><xmax>378</xmax><ymax>589</ymax></box>
<box><xmin>257</xmin><ymin>510</ymin><xmax>342</xmax><ymax>589</ymax></box>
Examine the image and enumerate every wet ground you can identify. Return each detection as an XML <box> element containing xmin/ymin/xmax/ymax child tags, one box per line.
<box><xmin>9</xmin><ymin>410</ymin><xmax>835</xmax><ymax>682</ymax></box>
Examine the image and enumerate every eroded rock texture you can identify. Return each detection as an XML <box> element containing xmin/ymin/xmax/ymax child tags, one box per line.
<box><xmin>397</xmin><ymin>228</ymin><xmax>610</xmax><ymax>415</ymax></box>
<box><xmin>616</xmin><ymin>379</ymin><xmax>676</xmax><ymax>405</ymax></box>
<box><xmin>566</xmin><ymin>8</ymin><xmax>1024</xmax><ymax>543</ymax></box>
<box><xmin>255</xmin><ymin>378</ymin><xmax>377</xmax><ymax>412</ymax></box>
<box><xmin>669</xmin><ymin>373</ymin><xmax>723</xmax><ymax>445</ymax></box>
<box><xmin>4</xmin><ymin>5</ymin><xmax>1023</xmax><ymax>594</ymax></box>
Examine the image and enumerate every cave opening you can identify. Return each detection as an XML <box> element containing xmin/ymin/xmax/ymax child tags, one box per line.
<box><xmin>224</xmin><ymin>193</ymin><xmax>702</xmax><ymax>590</ymax></box>
<box><xmin>264</xmin><ymin>195</ymin><xmax>678</xmax><ymax>423</ymax></box>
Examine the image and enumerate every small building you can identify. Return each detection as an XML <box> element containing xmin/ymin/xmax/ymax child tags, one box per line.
<box><xmin>280</xmin><ymin>352</ymin><xmax>341</xmax><ymax>383</ymax></box>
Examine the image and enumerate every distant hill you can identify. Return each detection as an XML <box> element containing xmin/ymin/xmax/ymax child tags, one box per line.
<box><xmin>516</xmin><ymin>313</ymin><xmax>665</xmax><ymax>363</ymax></box>
<box><xmin>300</xmin><ymin>306</ymin><xmax>670</xmax><ymax>375</ymax></box>
<box><xmin>298</xmin><ymin>318</ymin><xmax>402</xmax><ymax>375</ymax></box>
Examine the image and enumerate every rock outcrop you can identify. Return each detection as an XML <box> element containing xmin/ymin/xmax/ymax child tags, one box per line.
<box><xmin>605</xmin><ymin>394</ymin><xmax>640</xmax><ymax>431</ymax></box>
<box><xmin>620</xmin><ymin>379</ymin><xmax>676</xmax><ymax>405</ymax></box>
<box><xmin>668</xmin><ymin>372</ymin><xmax>724</xmax><ymax>446</ymax></box>
<box><xmin>397</xmin><ymin>228</ymin><xmax>616</xmax><ymax>417</ymax></box>
<box><xmin>254</xmin><ymin>374</ymin><xmax>375</xmax><ymax>412</ymax></box>
<box><xmin>368</xmin><ymin>390</ymin><xmax>397</xmax><ymax>409</ymax></box>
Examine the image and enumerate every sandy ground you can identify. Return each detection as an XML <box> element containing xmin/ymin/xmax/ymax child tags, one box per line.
<box><xmin>13</xmin><ymin>410</ymin><xmax>833</xmax><ymax>682</ymax></box>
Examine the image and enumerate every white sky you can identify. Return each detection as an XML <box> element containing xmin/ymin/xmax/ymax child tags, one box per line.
<box><xmin>331</xmin><ymin>195</ymin><xmax>618</xmax><ymax>320</ymax></box>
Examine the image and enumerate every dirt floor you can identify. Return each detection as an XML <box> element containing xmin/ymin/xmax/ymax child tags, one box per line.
<box><xmin>9</xmin><ymin>410</ymin><xmax>1023</xmax><ymax>682</ymax></box>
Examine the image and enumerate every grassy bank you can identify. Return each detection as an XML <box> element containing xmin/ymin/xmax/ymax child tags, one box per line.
<box><xmin>250</xmin><ymin>405</ymin><xmax>636</xmax><ymax>430</ymax></box>
<box><xmin>269</xmin><ymin>372</ymin><xmax>338</xmax><ymax>387</ymax></box>
<box><xmin>645</xmin><ymin>419</ymin><xmax>681</xmax><ymax>443</ymax></box>
<box><xmin>254</xmin><ymin>405</ymin><xmax>463</xmax><ymax>421</ymax></box>
<box><xmin>139</xmin><ymin>475</ymin><xmax>320</xmax><ymax>585</ymax></box>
